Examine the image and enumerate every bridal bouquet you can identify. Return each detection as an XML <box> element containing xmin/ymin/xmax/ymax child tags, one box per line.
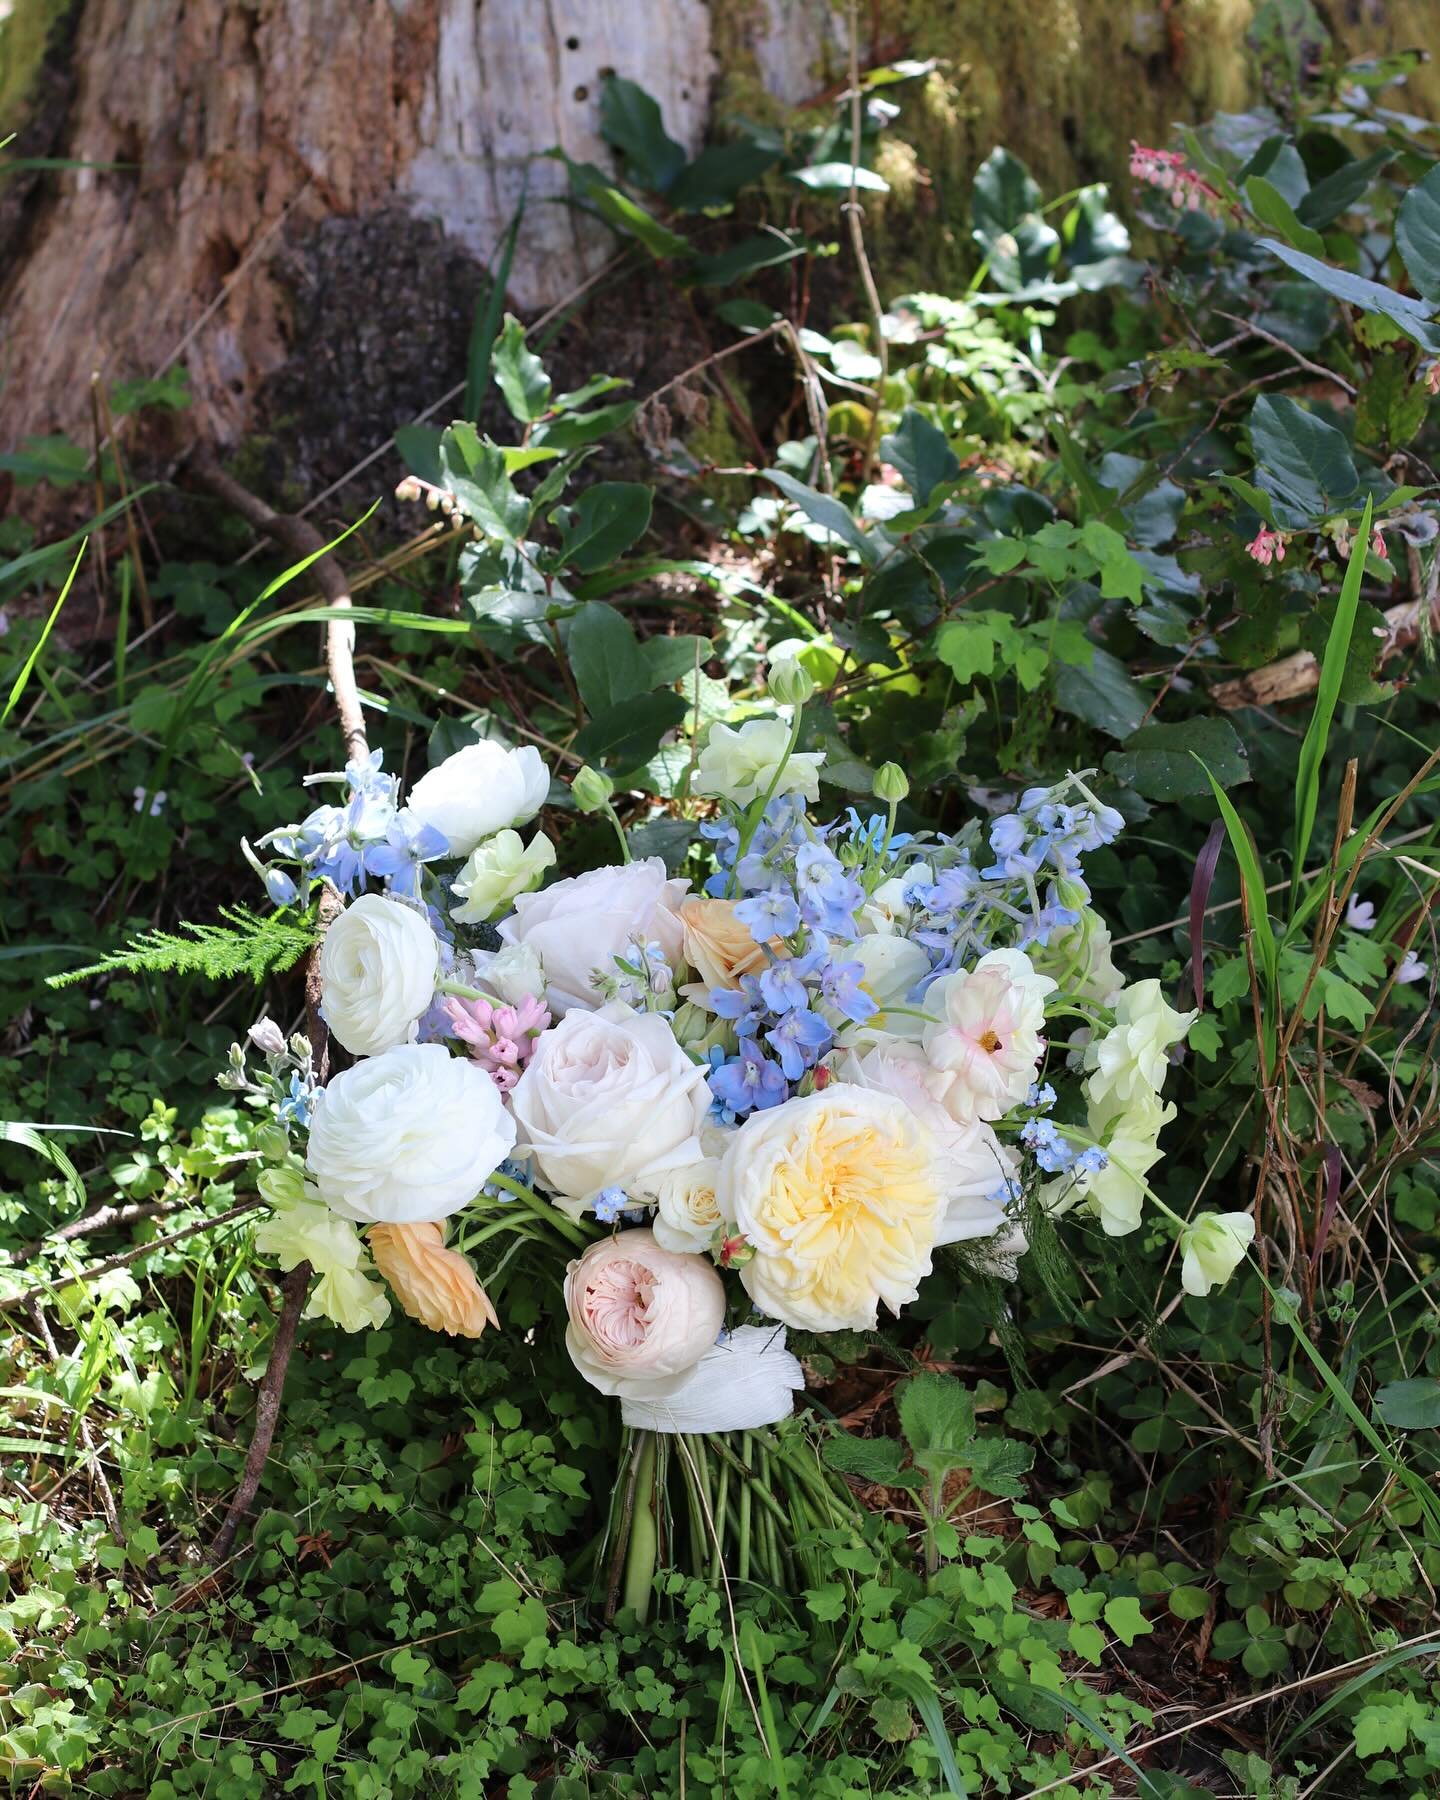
<box><xmin>225</xmin><ymin>658</ymin><xmax>1229</xmax><ymax>1608</ymax></box>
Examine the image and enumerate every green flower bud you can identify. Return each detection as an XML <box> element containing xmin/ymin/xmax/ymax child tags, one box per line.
<box><xmin>1054</xmin><ymin>874</ymin><xmax>1089</xmax><ymax>912</ymax></box>
<box><xmin>255</xmin><ymin>1123</ymin><xmax>292</xmax><ymax>1164</ymax></box>
<box><xmin>873</xmin><ymin>762</ymin><xmax>909</xmax><ymax>804</ymax></box>
<box><xmin>768</xmin><ymin>656</ymin><xmax>817</xmax><ymax>708</ymax></box>
<box><xmin>571</xmin><ymin>765</ymin><xmax>615</xmax><ymax>813</ymax></box>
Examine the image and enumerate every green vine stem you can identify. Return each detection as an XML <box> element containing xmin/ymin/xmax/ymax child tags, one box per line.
<box><xmin>621</xmin><ymin>1430</ymin><xmax>658</xmax><ymax>1623</ymax></box>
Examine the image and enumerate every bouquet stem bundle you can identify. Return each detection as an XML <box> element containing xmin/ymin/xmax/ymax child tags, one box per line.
<box><xmin>604</xmin><ymin>1420</ymin><xmax>863</xmax><ymax>1623</ymax></box>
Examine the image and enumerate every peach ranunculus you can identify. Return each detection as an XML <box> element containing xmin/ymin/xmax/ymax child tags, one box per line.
<box><xmin>679</xmin><ymin>895</ymin><xmax>786</xmax><ymax>996</ymax></box>
<box><xmin>563</xmin><ymin>1229</ymin><xmax>725</xmax><ymax>1401</ymax></box>
<box><xmin>368</xmin><ymin>1221</ymin><xmax>498</xmax><ymax>1338</ymax></box>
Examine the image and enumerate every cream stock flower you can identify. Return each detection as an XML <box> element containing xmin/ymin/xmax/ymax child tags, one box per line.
<box><xmin>694</xmin><ymin>719</ymin><xmax>824</xmax><ymax>808</ymax></box>
<box><xmin>563</xmin><ymin>1230</ymin><xmax>726</xmax><ymax>1400</ymax></box>
<box><xmin>318</xmin><ymin>893</ymin><xmax>439</xmax><ymax>1057</ymax></box>
<box><xmin>717</xmin><ymin>1086</ymin><xmax>955</xmax><ymax>1333</ymax></box>
<box><xmin>921</xmin><ymin>949</ymin><xmax>1055</xmax><ymax>1123</ymax></box>
<box><xmin>1179</xmin><ymin>1211</ymin><xmax>1255</xmax><ymax>1297</ymax></box>
<box><xmin>369</xmin><ymin>1221</ymin><xmax>498</xmax><ymax>1337</ymax></box>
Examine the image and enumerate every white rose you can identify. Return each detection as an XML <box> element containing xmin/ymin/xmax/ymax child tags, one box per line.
<box><xmin>694</xmin><ymin>718</ymin><xmax>825</xmax><ymax>808</ymax></box>
<box><xmin>319</xmin><ymin>894</ymin><xmax>439</xmax><ymax>1057</ymax></box>
<box><xmin>306</xmin><ymin>1043</ymin><xmax>516</xmax><ymax>1225</ymax></box>
<box><xmin>405</xmin><ymin>741</ymin><xmax>549</xmax><ymax>856</ymax></box>
<box><xmin>497</xmin><ymin>857</ymin><xmax>688</xmax><ymax>1016</ymax></box>
<box><xmin>451</xmin><ymin>830</ymin><xmax>556</xmax><ymax>924</ymax></box>
<box><xmin>511</xmin><ymin>1003</ymin><xmax>711</xmax><ymax>1205</ymax></box>
<box><xmin>921</xmin><ymin>949</ymin><xmax>1056</xmax><ymax>1124</ymax></box>
<box><xmin>564</xmin><ymin>1230</ymin><xmax>725</xmax><ymax>1401</ymax></box>
<box><xmin>650</xmin><ymin>1157</ymin><xmax>723</xmax><ymax>1254</ymax></box>
<box><xmin>1179</xmin><ymin>1211</ymin><xmax>1255</xmax><ymax>1297</ymax></box>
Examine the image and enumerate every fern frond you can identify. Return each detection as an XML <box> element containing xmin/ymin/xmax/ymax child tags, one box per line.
<box><xmin>46</xmin><ymin>905</ymin><xmax>318</xmax><ymax>989</ymax></box>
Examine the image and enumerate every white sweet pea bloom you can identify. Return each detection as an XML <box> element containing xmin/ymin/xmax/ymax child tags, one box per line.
<box><xmin>254</xmin><ymin>1196</ymin><xmax>392</xmax><ymax>1332</ymax></box>
<box><xmin>694</xmin><ymin>719</ymin><xmax>824</xmax><ymax>808</ymax></box>
<box><xmin>405</xmin><ymin>741</ymin><xmax>549</xmax><ymax>856</ymax></box>
<box><xmin>921</xmin><ymin>949</ymin><xmax>1056</xmax><ymax>1124</ymax></box>
<box><xmin>318</xmin><ymin>894</ymin><xmax>439</xmax><ymax>1057</ymax></box>
<box><xmin>1085</xmin><ymin>979</ymin><xmax>1196</xmax><ymax>1109</ymax></box>
<box><xmin>497</xmin><ymin>857</ymin><xmax>687</xmax><ymax>1016</ymax></box>
<box><xmin>1179</xmin><ymin>1211</ymin><xmax>1255</xmax><ymax>1296</ymax></box>
<box><xmin>650</xmin><ymin>1157</ymin><xmax>723</xmax><ymax>1255</ymax></box>
<box><xmin>1046</xmin><ymin>1087</ymin><xmax>1173</xmax><ymax>1236</ymax></box>
<box><xmin>564</xmin><ymin>1230</ymin><xmax>725</xmax><ymax>1402</ymax></box>
<box><xmin>510</xmin><ymin>1003</ymin><xmax>711</xmax><ymax>1206</ymax></box>
<box><xmin>306</xmin><ymin>1043</ymin><xmax>517</xmax><ymax>1224</ymax></box>
<box><xmin>450</xmin><ymin>829</ymin><xmax>556</xmax><ymax>924</ymax></box>
<box><xmin>308</xmin><ymin>1265</ymin><xmax>393</xmax><ymax>1332</ymax></box>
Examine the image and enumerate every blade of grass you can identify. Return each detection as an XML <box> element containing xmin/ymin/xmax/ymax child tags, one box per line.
<box><xmin>1277</xmin><ymin>1636</ymin><xmax>1440</xmax><ymax>1755</ymax></box>
<box><xmin>1292</xmin><ymin>497</ymin><xmax>1372</xmax><ymax>893</ymax></box>
<box><xmin>887</xmin><ymin>1674</ymin><xmax>967</xmax><ymax>1798</ymax></box>
<box><xmin>1197</xmin><ymin>757</ymin><xmax>1278</xmax><ymax>1070</ymax></box>
<box><xmin>464</xmin><ymin>191</ymin><xmax>526</xmax><ymax>423</ymax></box>
<box><xmin>2</xmin><ymin>541</ymin><xmax>87</xmax><ymax>725</ymax></box>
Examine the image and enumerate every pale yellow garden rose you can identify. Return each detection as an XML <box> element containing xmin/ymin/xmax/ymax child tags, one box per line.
<box><xmin>369</xmin><ymin>1221</ymin><xmax>498</xmax><ymax>1337</ymax></box>
<box><xmin>717</xmin><ymin>1086</ymin><xmax>952</xmax><ymax>1333</ymax></box>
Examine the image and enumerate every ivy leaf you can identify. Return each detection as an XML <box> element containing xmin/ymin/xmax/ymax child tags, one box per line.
<box><xmin>599</xmin><ymin>77</ymin><xmax>686</xmax><ymax>193</ymax></box>
<box><xmin>1395</xmin><ymin>163</ymin><xmax>1440</xmax><ymax>306</ymax></box>
<box><xmin>1104</xmin><ymin>718</ymin><xmax>1250</xmax><ymax>799</ymax></box>
<box><xmin>1353</xmin><ymin>1701</ymin><xmax>1414</xmax><ymax>1759</ymax></box>
<box><xmin>1053</xmin><ymin>647</ymin><xmax>1148</xmax><ymax>740</ymax></box>
<box><xmin>492</xmin><ymin>315</ymin><xmax>552</xmax><ymax>423</ymax></box>
<box><xmin>879</xmin><ymin>410</ymin><xmax>960</xmax><ymax>505</ymax></box>
<box><xmin>551</xmin><ymin>482</ymin><xmax>653</xmax><ymax>573</ymax></box>
<box><xmin>934</xmin><ymin>614</ymin><xmax>1001</xmax><ymax>684</ymax></box>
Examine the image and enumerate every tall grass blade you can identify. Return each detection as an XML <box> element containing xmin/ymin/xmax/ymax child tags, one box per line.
<box><xmin>1197</xmin><ymin>757</ymin><xmax>1278</xmax><ymax>1070</ymax></box>
<box><xmin>2</xmin><ymin>540</ymin><xmax>87</xmax><ymax>725</ymax></box>
<box><xmin>464</xmin><ymin>193</ymin><xmax>526</xmax><ymax>422</ymax></box>
<box><xmin>1292</xmin><ymin>496</ymin><xmax>1372</xmax><ymax>891</ymax></box>
<box><xmin>1277</xmin><ymin>1634</ymin><xmax>1440</xmax><ymax>1754</ymax></box>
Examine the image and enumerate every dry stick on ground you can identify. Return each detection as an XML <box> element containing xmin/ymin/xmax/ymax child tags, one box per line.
<box><xmin>189</xmin><ymin>451</ymin><xmax>364</xmax><ymax>1562</ymax></box>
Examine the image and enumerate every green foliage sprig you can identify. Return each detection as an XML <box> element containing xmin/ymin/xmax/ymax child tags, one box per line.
<box><xmin>46</xmin><ymin>904</ymin><xmax>317</xmax><ymax>989</ymax></box>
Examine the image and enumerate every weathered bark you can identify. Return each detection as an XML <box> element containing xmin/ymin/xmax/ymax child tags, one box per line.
<box><xmin>3</xmin><ymin>1</ymin><xmax>1437</xmax><ymax>474</ymax></box>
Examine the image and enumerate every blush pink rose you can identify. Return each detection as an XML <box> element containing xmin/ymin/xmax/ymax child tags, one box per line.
<box><xmin>563</xmin><ymin>1229</ymin><xmax>724</xmax><ymax>1401</ymax></box>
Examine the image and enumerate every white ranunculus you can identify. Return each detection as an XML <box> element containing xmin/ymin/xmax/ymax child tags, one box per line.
<box><xmin>306</xmin><ymin>1043</ymin><xmax>516</xmax><ymax>1225</ymax></box>
<box><xmin>497</xmin><ymin>857</ymin><xmax>688</xmax><ymax>1016</ymax></box>
<box><xmin>564</xmin><ymin>1230</ymin><xmax>725</xmax><ymax>1401</ymax></box>
<box><xmin>694</xmin><ymin>718</ymin><xmax>824</xmax><ymax>808</ymax></box>
<box><xmin>450</xmin><ymin>829</ymin><xmax>556</xmax><ymax>924</ymax></box>
<box><xmin>1084</xmin><ymin>979</ymin><xmax>1196</xmax><ymax>1109</ymax></box>
<box><xmin>650</xmin><ymin>1157</ymin><xmax>723</xmax><ymax>1255</ymax></box>
<box><xmin>1179</xmin><ymin>1211</ymin><xmax>1255</xmax><ymax>1297</ymax></box>
<box><xmin>510</xmin><ymin>1003</ymin><xmax>711</xmax><ymax>1205</ymax></box>
<box><xmin>319</xmin><ymin>894</ymin><xmax>439</xmax><ymax>1057</ymax></box>
<box><xmin>405</xmin><ymin>741</ymin><xmax>549</xmax><ymax>857</ymax></box>
<box><xmin>620</xmin><ymin>1325</ymin><xmax>805</xmax><ymax>1432</ymax></box>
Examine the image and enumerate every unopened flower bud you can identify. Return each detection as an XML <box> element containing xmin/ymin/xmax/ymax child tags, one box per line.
<box><xmin>395</xmin><ymin>476</ymin><xmax>422</xmax><ymax>504</ymax></box>
<box><xmin>425</xmin><ymin>489</ymin><xmax>440</xmax><ymax>512</ymax></box>
<box><xmin>768</xmin><ymin>656</ymin><xmax>816</xmax><ymax>708</ymax></box>
<box><xmin>572</xmin><ymin>765</ymin><xmax>615</xmax><ymax>813</ymax></box>
<box><xmin>873</xmin><ymin>762</ymin><xmax>909</xmax><ymax>804</ymax></box>
<box><xmin>1055</xmin><ymin>874</ymin><xmax>1089</xmax><ymax>912</ymax></box>
<box><xmin>247</xmin><ymin>1017</ymin><xmax>287</xmax><ymax>1057</ymax></box>
<box><xmin>255</xmin><ymin>1123</ymin><xmax>291</xmax><ymax>1163</ymax></box>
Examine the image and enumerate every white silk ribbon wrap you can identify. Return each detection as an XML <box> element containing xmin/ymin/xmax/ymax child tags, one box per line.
<box><xmin>619</xmin><ymin>1325</ymin><xmax>804</xmax><ymax>1433</ymax></box>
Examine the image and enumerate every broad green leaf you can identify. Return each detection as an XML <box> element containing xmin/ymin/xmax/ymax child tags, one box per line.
<box><xmin>685</xmin><ymin>231</ymin><xmax>808</xmax><ymax>287</ymax></box>
<box><xmin>1373</xmin><ymin>1378</ymin><xmax>1440</xmax><ymax>1430</ymax></box>
<box><xmin>1395</xmin><ymin>163</ymin><xmax>1440</xmax><ymax>305</ymax></box>
<box><xmin>1258</xmin><ymin>238</ymin><xmax>1440</xmax><ymax>354</ymax></box>
<box><xmin>1067</xmin><ymin>1620</ymin><xmax>1107</xmax><ymax>1665</ymax></box>
<box><xmin>561</xmin><ymin>156</ymin><xmax>690</xmax><ymax>258</ymax></box>
<box><xmin>1102</xmin><ymin>1596</ymin><xmax>1153</xmax><ymax>1647</ymax></box>
<box><xmin>1244</xmin><ymin>175</ymin><xmax>1326</xmax><ymax>257</ymax></box>
<box><xmin>1097</xmin><ymin>452</ymin><xmax>1184</xmax><ymax>547</ymax></box>
<box><xmin>1104</xmin><ymin>717</ymin><xmax>1250</xmax><ymax>799</ymax></box>
<box><xmin>879</xmin><ymin>410</ymin><xmax>959</xmax><ymax>505</ymax></box>
<box><xmin>551</xmin><ymin>482</ymin><xmax>653</xmax><ymax>573</ymax></box>
<box><xmin>1295</xmin><ymin>150</ymin><xmax>1394</xmax><ymax>228</ymax></box>
<box><xmin>599</xmin><ymin>77</ymin><xmax>686</xmax><ymax>193</ymax></box>
<box><xmin>640</xmin><ymin>633</ymin><xmax>711</xmax><ymax>690</ymax></box>
<box><xmin>762</xmin><ymin>468</ymin><xmax>877</xmax><ymax>564</ymax></box>
<box><xmin>1249</xmin><ymin>394</ymin><xmax>1358</xmax><ymax>526</ymax></box>
<box><xmin>897</xmin><ymin>1373</ymin><xmax>977</xmax><ymax>1483</ymax></box>
<box><xmin>821</xmin><ymin>1432</ymin><xmax>914</xmax><ymax>1486</ymax></box>
<box><xmin>1168</xmin><ymin>1585</ymin><xmax>1211</xmax><ymax>1621</ymax></box>
<box><xmin>971</xmin><ymin>146</ymin><xmax>1057</xmax><ymax>289</ymax></box>
<box><xmin>530</xmin><ymin>400</ymin><xmax>638</xmax><ymax>451</ymax></box>
<box><xmin>1053</xmin><ymin>648</ymin><xmax>1148</xmax><ymax>740</ymax></box>
<box><xmin>934</xmin><ymin>614</ymin><xmax>1000</xmax><ymax>684</ymax></box>
<box><xmin>492</xmin><ymin>314</ymin><xmax>552</xmax><ymax>422</ymax></box>
<box><xmin>668</xmin><ymin>142</ymin><xmax>779</xmax><ymax>211</ymax></box>
<box><xmin>573</xmin><ymin>689</ymin><xmax>688</xmax><ymax>768</ymax></box>
<box><xmin>566</xmin><ymin>601</ymin><xmax>646</xmax><ymax>715</ymax></box>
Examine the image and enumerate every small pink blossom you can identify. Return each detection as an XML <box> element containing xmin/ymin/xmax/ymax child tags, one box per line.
<box><xmin>1129</xmin><ymin>142</ymin><xmax>1220</xmax><ymax>212</ymax></box>
<box><xmin>1371</xmin><ymin>527</ymin><xmax>1388</xmax><ymax>561</ymax></box>
<box><xmin>444</xmin><ymin>992</ymin><xmax>551</xmax><ymax>1091</ymax></box>
<box><xmin>1246</xmin><ymin>526</ymin><xmax>1287</xmax><ymax>566</ymax></box>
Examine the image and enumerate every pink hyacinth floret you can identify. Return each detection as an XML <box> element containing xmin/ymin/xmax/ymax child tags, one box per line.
<box><xmin>1246</xmin><ymin>526</ymin><xmax>1287</xmax><ymax>566</ymax></box>
<box><xmin>444</xmin><ymin>993</ymin><xmax>551</xmax><ymax>1091</ymax></box>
